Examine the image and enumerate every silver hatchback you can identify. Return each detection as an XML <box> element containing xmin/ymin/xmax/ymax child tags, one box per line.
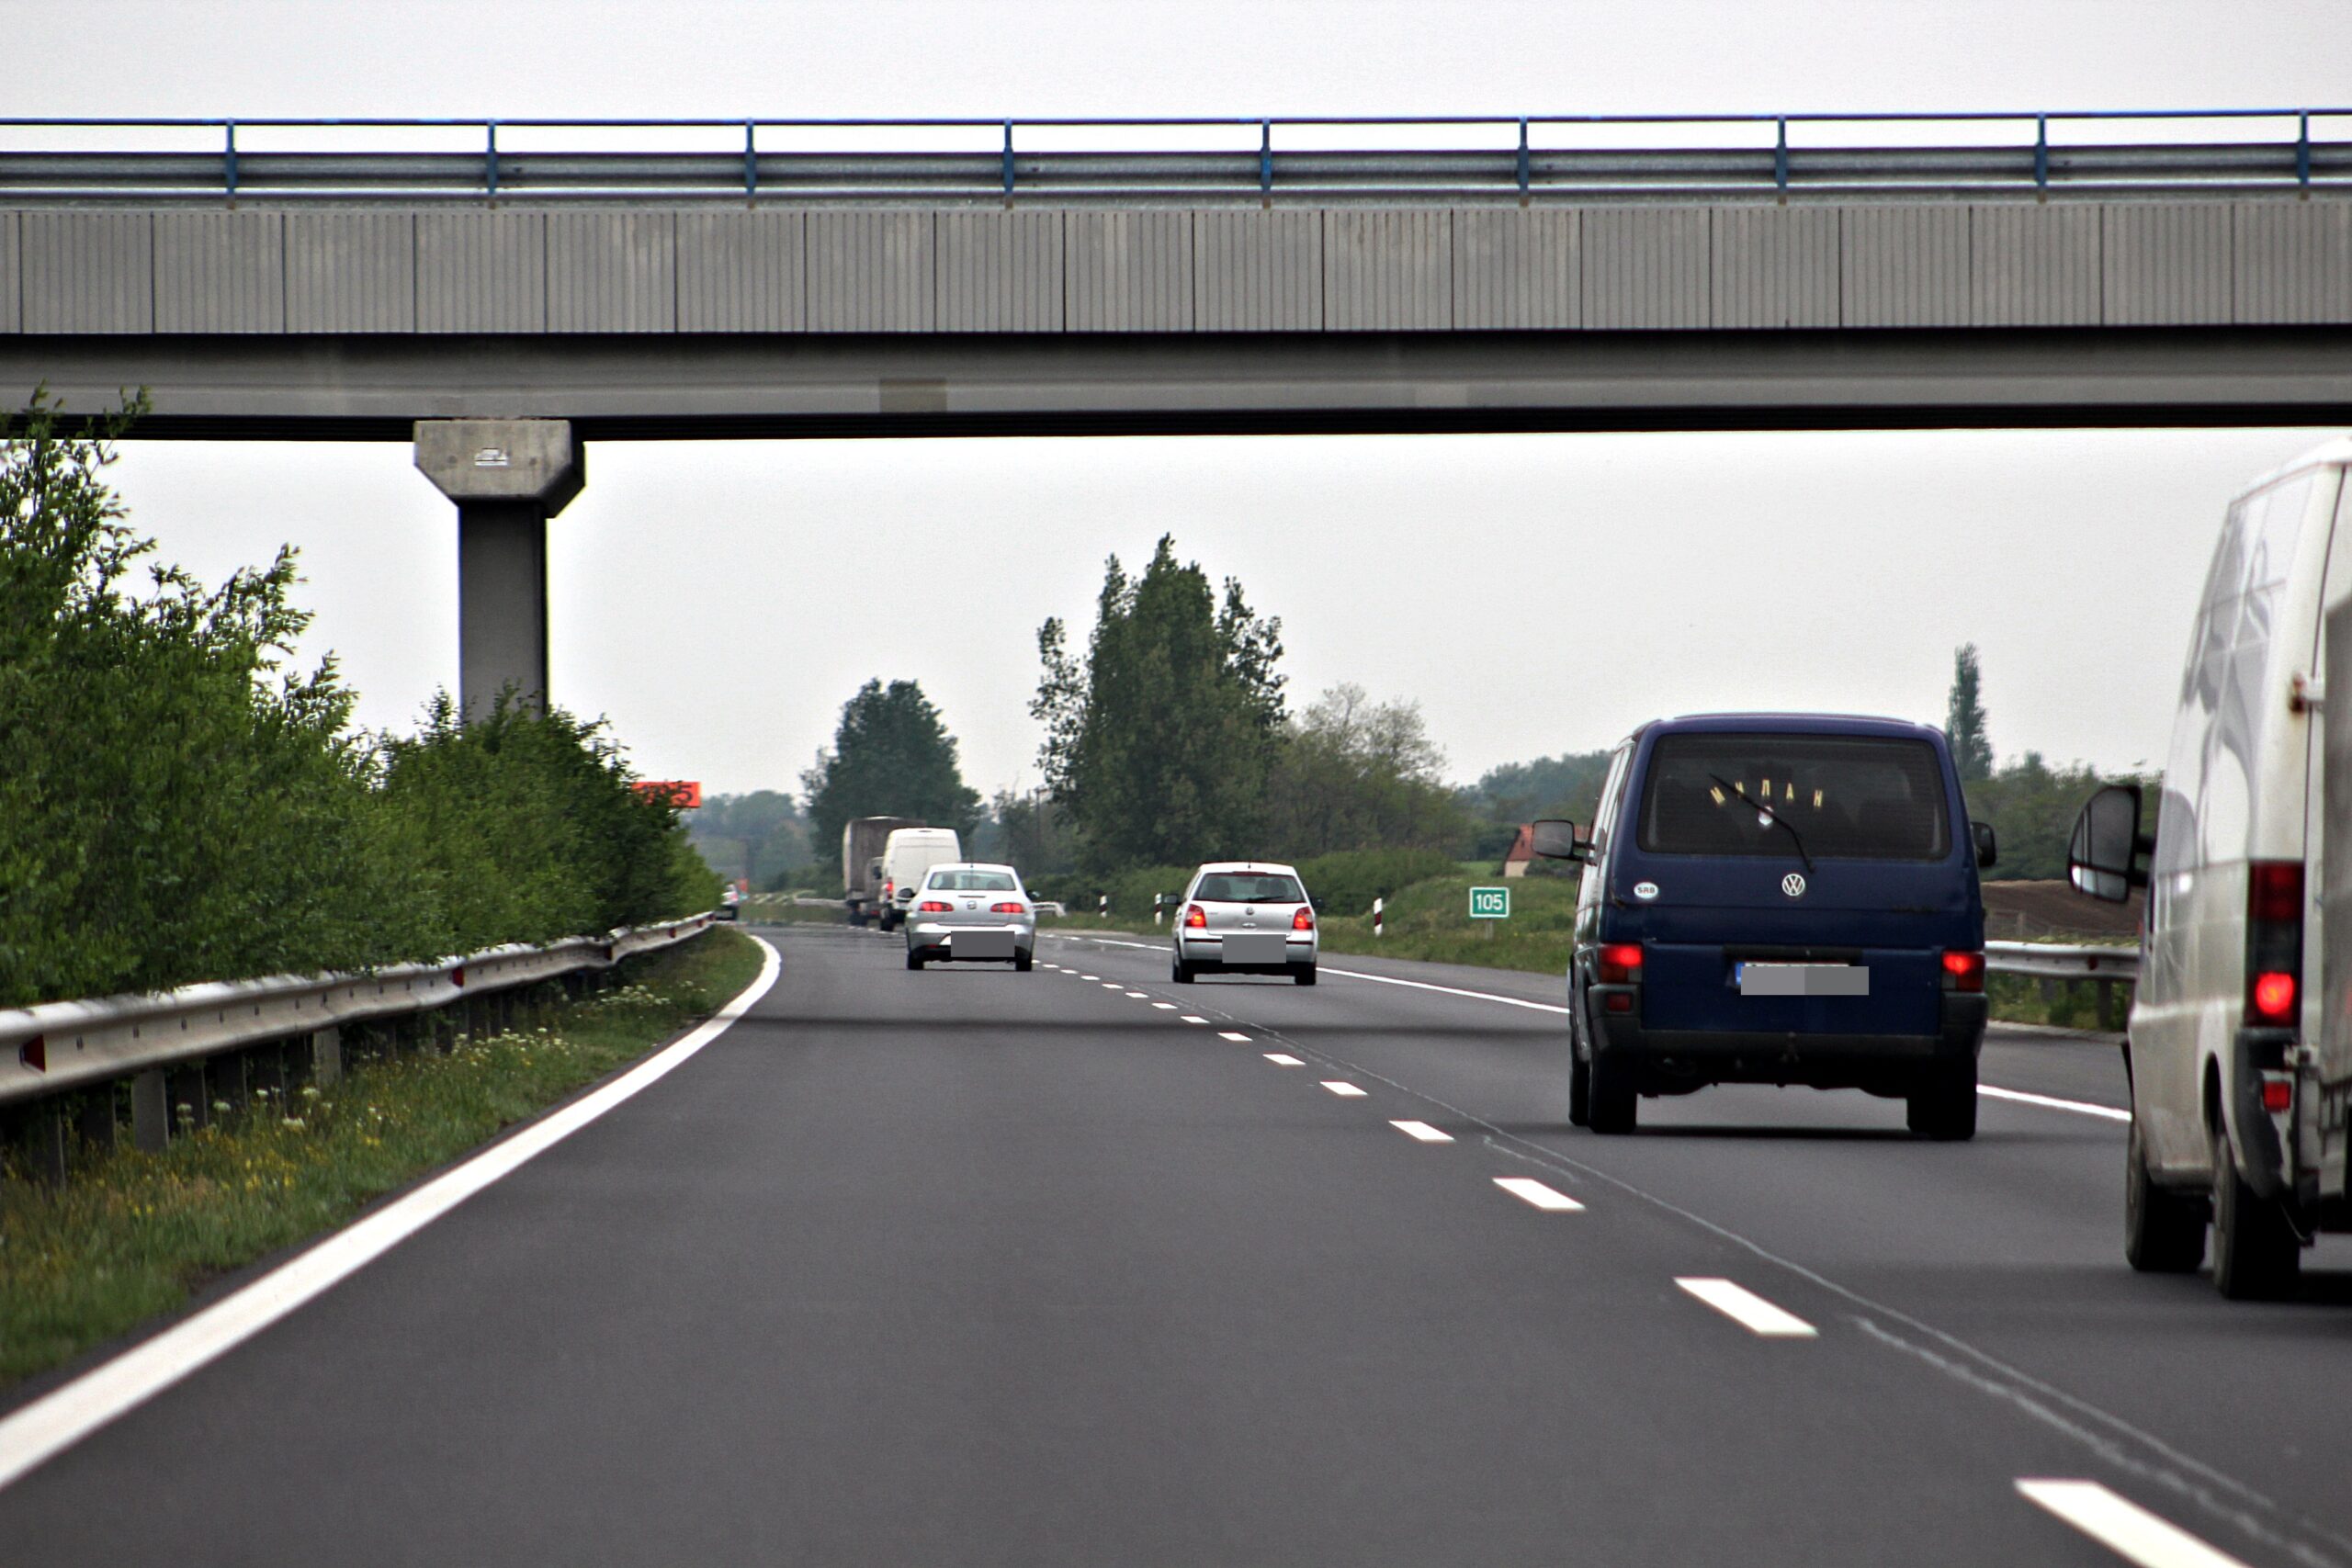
<box><xmin>1170</xmin><ymin>862</ymin><xmax>1318</xmax><ymax>986</ymax></box>
<box><xmin>905</xmin><ymin>863</ymin><xmax>1037</xmax><ymax>972</ymax></box>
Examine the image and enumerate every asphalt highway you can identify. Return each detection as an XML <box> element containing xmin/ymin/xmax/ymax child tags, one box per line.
<box><xmin>4</xmin><ymin>922</ymin><xmax>2350</xmax><ymax>1567</ymax></box>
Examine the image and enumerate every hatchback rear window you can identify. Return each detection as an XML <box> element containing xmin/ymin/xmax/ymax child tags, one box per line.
<box><xmin>926</xmin><ymin>870</ymin><xmax>1018</xmax><ymax>892</ymax></box>
<box><xmin>1193</xmin><ymin>873</ymin><xmax>1306</xmax><ymax>903</ymax></box>
<box><xmin>1636</xmin><ymin>734</ymin><xmax>1951</xmax><ymax>862</ymax></box>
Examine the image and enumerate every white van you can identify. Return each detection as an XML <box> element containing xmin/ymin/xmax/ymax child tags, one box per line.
<box><xmin>876</xmin><ymin>828</ymin><xmax>963</xmax><ymax>932</ymax></box>
<box><xmin>2071</xmin><ymin>439</ymin><xmax>2352</xmax><ymax>1299</ymax></box>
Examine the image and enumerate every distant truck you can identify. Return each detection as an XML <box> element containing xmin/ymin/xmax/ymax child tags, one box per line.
<box><xmin>841</xmin><ymin>817</ymin><xmax>920</xmax><ymax>927</ymax></box>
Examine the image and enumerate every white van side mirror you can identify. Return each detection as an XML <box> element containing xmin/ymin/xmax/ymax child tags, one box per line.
<box><xmin>2067</xmin><ymin>784</ymin><xmax>2150</xmax><ymax>903</ymax></box>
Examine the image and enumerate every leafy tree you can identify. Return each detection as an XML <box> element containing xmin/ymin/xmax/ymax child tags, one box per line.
<box><xmin>1947</xmin><ymin>643</ymin><xmax>1994</xmax><ymax>782</ymax></box>
<box><xmin>1266</xmin><ymin>683</ymin><xmax>1473</xmax><ymax>856</ymax></box>
<box><xmin>801</xmin><ymin>679</ymin><xmax>983</xmax><ymax>873</ymax></box>
<box><xmin>690</xmin><ymin>789</ymin><xmax>807</xmax><ymax>886</ymax></box>
<box><xmin>1032</xmin><ymin>536</ymin><xmax>1285</xmax><ymax>869</ymax></box>
<box><xmin>991</xmin><ymin>786</ymin><xmax>1078</xmax><ymax>880</ymax></box>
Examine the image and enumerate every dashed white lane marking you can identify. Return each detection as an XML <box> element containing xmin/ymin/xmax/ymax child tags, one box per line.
<box><xmin>2016</xmin><ymin>1480</ymin><xmax>2254</xmax><ymax>1568</ymax></box>
<box><xmin>0</xmin><ymin>933</ymin><xmax>786</xmax><ymax>1495</ymax></box>
<box><xmin>1390</xmin><ymin>1120</ymin><xmax>1453</xmax><ymax>1143</ymax></box>
<box><xmin>1321</xmin><ymin>1081</ymin><xmax>1368</xmax><ymax>1098</ymax></box>
<box><xmin>1674</xmin><ymin>1278</ymin><xmax>1818</xmax><ymax>1338</ymax></box>
<box><xmin>1493</xmin><ymin>1177</ymin><xmax>1584</xmax><ymax>1212</ymax></box>
<box><xmin>1181</xmin><ymin>1015</ymin><xmax>1209</xmax><ymax>1024</ymax></box>
<box><xmin>1081</xmin><ymin>975</ymin><xmax>1101</xmax><ymax>981</ymax></box>
<box><xmin>1151</xmin><ymin>1002</ymin><xmax>1177</xmax><ymax>1010</ymax></box>
<box><xmin>1101</xmin><ymin>982</ymin><xmax>1123</xmax><ymax>989</ymax></box>
<box><xmin>1979</xmin><ymin>1085</ymin><xmax>2131</xmax><ymax>1122</ymax></box>
<box><xmin>1125</xmin><ymin>991</ymin><xmax>1149</xmax><ymax>998</ymax></box>
<box><xmin>1264</xmin><ymin>1053</ymin><xmax>1304</xmax><ymax>1066</ymax></box>
<box><xmin>1218</xmin><ymin>1031</ymin><xmax>1252</xmax><ymax>1043</ymax></box>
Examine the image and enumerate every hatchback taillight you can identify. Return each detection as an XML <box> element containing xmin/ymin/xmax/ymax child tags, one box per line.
<box><xmin>1293</xmin><ymin>907</ymin><xmax>1315</xmax><ymax>931</ymax></box>
<box><xmin>1183</xmin><ymin>905</ymin><xmax>1206</xmax><ymax>929</ymax></box>
<box><xmin>1940</xmin><ymin>950</ymin><xmax>1984</xmax><ymax>992</ymax></box>
<box><xmin>1598</xmin><ymin>942</ymin><xmax>1643</xmax><ymax>984</ymax></box>
<box><xmin>991</xmin><ymin>901</ymin><xmax>1027</xmax><ymax>915</ymax></box>
<box><xmin>918</xmin><ymin>900</ymin><xmax>952</xmax><ymax>913</ymax></box>
<box><xmin>2245</xmin><ymin>859</ymin><xmax>2304</xmax><ymax>1028</ymax></box>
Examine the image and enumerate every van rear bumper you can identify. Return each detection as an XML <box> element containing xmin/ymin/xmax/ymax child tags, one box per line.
<box><xmin>1594</xmin><ymin>991</ymin><xmax>1985</xmax><ymax>1096</ymax></box>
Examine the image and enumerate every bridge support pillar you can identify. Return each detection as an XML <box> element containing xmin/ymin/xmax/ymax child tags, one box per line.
<box><xmin>413</xmin><ymin>421</ymin><xmax>584</xmax><ymax>720</ymax></box>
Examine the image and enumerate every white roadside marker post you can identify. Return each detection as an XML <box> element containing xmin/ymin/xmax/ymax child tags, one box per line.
<box><xmin>1373</xmin><ymin>897</ymin><xmax>1384</xmax><ymax>939</ymax></box>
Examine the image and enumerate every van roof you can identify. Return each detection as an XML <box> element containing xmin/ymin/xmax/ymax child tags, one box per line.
<box><xmin>2235</xmin><ymin>436</ymin><xmax>2352</xmax><ymax>499</ymax></box>
<box><xmin>1652</xmin><ymin>712</ymin><xmax>1947</xmax><ymax>741</ymax></box>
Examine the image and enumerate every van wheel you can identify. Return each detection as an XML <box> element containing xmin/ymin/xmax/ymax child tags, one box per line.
<box><xmin>1568</xmin><ymin>1051</ymin><xmax>1592</xmax><ymax>1127</ymax></box>
<box><xmin>906</xmin><ymin>951</ymin><xmax>924</xmax><ymax>971</ymax></box>
<box><xmin>2211</xmin><ymin>1120</ymin><xmax>2300</xmax><ymax>1300</ymax></box>
<box><xmin>1906</xmin><ymin>1060</ymin><xmax>1978</xmax><ymax>1141</ymax></box>
<box><xmin>2124</xmin><ymin>1118</ymin><xmax>2205</xmax><ymax>1273</ymax></box>
<box><xmin>1587</xmin><ymin>1053</ymin><xmax>1636</xmax><ymax>1134</ymax></box>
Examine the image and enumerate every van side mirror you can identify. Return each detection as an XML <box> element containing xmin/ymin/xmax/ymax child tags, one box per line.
<box><xmin>1530</xmin><ymin>818</ymin><xmax>1591</xmax><ymax>864</ymax></box>
<box><xmin>1970</xmin><ymin>820</ymin><xmax>1997</xmax><ymax>870</ymax></box>
<box><xmin>2067</xmin><ymin>784</ymin><xmax>2151</xmax><ymax>903</ymax></box>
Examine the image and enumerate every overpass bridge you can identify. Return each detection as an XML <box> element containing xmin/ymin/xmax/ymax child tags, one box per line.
<box><xmin>4</xmin><ymin>109</ymin><xmax>2349</xmax><ymax>709</ymax></box>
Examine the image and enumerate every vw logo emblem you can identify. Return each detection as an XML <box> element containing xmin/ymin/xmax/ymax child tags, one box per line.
<box><xmin>1781</xmin><ymin>873</ymin><xmax>1808</xmax><ymax>898</ymax></box>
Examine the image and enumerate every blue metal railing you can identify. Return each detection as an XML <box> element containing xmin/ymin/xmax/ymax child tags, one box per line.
<box><xmin>0</xmin><ymin>109</ymin><xmax>2344</xmax><ymax>204</ymax></box>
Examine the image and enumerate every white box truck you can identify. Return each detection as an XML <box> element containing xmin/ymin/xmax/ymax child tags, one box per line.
<box><xmin>841</xmin><ymin>817</ymin><xmax>918</xmax><ymax>927</ymax></box>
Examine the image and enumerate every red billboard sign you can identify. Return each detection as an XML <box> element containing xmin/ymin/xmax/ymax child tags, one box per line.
<box><xmin>634</xmin><ymin>780</ymin><xmax>703</xmax><ymax>809</ymax></box>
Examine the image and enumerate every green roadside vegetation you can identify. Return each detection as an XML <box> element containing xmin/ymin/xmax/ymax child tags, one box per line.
<box><xmin>0</xmin><ymin>927</ymin><xmax>763</xmax><ymax>1391</ymax></box>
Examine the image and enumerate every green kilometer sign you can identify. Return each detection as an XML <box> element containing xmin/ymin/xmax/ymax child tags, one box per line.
<box><xmin>1468</xmin><ymin>886</ymin><xmax>1510</xmax><ymax>919</ymax></box>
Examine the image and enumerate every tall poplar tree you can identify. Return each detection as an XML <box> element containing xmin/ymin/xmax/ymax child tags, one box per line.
<box><xmin>1946</xmin><ymin>643</ymin><xmax>1995</xmax><ymax>782</ymax></box>
<box><xmin>801</xmin><ymin>680</ymin><xmax>983</xmax><ymax>872</ymax></box>
<box><xmin>1031</xmin><ymin>536</ymin><xmax>1285</xmax><ymax>868</ymax></box>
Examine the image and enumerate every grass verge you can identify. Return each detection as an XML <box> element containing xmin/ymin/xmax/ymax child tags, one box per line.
<box><xmin>0</xmin><ymin>927</ymin><xmax>764</xmax><ymax>1392</ymax></box>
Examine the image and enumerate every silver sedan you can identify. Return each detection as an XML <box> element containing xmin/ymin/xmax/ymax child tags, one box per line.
<box><xmin>904</xmin><ymin>863</ymin><xmax>1037</xmax><ymax>972</ymax></box>
<box><xmin>1170</xmin><ymin>861</ymin><xmax>1318</xmax><ymax>985</ymax></box>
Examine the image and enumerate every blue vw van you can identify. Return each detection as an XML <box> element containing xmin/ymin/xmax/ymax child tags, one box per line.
<box><xmin>1532</xmin><ymin>714</ymin><xmax>1995</xmax><ymax>1138</ymax></box>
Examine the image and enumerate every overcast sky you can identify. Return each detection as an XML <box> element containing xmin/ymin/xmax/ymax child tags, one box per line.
<box><xmin>10</xmin><ymin>2</ymin><xmax>2346</xmax><ymax>798</ymax></box>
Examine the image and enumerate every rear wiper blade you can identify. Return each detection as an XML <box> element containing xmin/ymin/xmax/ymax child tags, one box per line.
<box><xmin>1709</xmin><ymin>773</ymin><xmax>1815</xmax><ymax>876</ymax></box>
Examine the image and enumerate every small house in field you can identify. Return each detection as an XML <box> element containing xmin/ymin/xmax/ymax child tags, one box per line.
<box><xmin>1502</xmin><ymin>824</ymin><xmax>1535</xmax><ymax>878</ymax></box>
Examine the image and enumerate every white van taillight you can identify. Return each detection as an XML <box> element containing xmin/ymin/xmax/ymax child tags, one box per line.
<box><xmin>2245</xmin><ymin>860</ymin><xmax>2303</xmax><ymax>1028</ymax></box>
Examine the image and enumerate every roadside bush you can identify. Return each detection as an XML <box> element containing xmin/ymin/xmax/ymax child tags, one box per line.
<box><xmin>1294</xmin><ymin>848</ymin><xmax>1462</xmax><ymax>916</ymax></box>
<box><xmin>0</xmin><ymin>394</ymin><xmax>713</xmax><ymax>1008</ymax></box>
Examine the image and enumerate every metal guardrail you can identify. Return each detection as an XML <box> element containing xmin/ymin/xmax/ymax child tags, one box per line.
<box><xmin>0</xmin><ymin>914</ymin><xmax>716</xmax><ymax>1110</ymax></box>
<box><xmin>1984</xmin><ymin>941</ymin><xmax>2140</xmax><ymax>982</ymax></box>
<box><xmin>0</xmin><ymin>110</ymin><xmax>2346</xmax><ymax>206</ymax></box>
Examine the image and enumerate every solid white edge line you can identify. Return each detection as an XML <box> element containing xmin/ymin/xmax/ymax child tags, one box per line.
<box><xmin>1979</xmin><ymin>1085</ymin><xmax>2132</xmax><ymax>1122</ymax></box>
<box><xmin>1321</xmin><ymin>1081</ymin><xmax>1368</xmax><ymax>1098</ymax></box>
<box><xmin>1674</xmin><ymin>1277</ymin><xmax>1819</xmax><ymax>1337</ymax></box>
<box><xmin>1217</xmin><ymin>1031</ymin><xmax>1252</xmax><ymax>1043</ymax></box>
<box><xmin>1389</xmin><ymin>1120</ymin><xmax>1453</xmax><ymax>1143</ymax></box>
<box><xmin>1493</xmin><ymin>1177</ymin><xmax>1584</xmax><ymax>1212</ymax></box>
<box><xmin>1263</xmin><ymin>1054</ymin><xmax>1304</xmax><ymax>1066</ymax></box>
<box><xmin>2016</xmin><ymin>1480</ymin><xmax>2256</xmax><ymax>1568</ymax></box>
<box><xmin>0</xmin><ymin>932</ymin><xmax>786</xmax><ymax>1495</ymax></box>
<box><xmin>1320</xmin><ymin>965</ymin><xmax>2127</xmax><ymax>1124</ymax></box>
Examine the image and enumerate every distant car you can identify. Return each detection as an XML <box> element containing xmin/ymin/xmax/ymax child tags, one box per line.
<box><xmin>713</xmin><ymin>886</ymin><xmax>742</xmax><ymax>922</ymax></box>
<box><xmin>1170</xmin><ymin>862</ymin><xmax>1317</xmax><ymax>985</ymax></box>
<box><xmin>905</xmin><ymin>863</ymin><xmax>1036</xmax><ymax>971</ymax></box>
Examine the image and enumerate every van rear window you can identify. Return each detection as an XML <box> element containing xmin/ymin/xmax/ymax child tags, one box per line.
<box><xmin>1636</xmin><ymin>734</ymin><xmax>1951</xmax><ymax>862</ymax></box>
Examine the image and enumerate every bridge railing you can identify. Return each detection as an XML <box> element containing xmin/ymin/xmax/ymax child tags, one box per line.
<box><xmin>0</xmin><ymin>110</ymin><xmax>2346</xmax><ymax>205</ymax></box>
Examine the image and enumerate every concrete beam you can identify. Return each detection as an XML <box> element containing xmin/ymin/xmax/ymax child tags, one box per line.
<box><xmin>414</xmin><ymin>419</ymin><xmax>582</xmax><ymax>719</ymax></box>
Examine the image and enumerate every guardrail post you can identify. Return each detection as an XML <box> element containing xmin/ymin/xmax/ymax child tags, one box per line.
<box><xmin>1260</xmin><ymin>118</ymin><xmax>1272</xmax><ymax>202</ymax></box>
<box><xmin>1002</xmin><ymin>119</ymin><xmax>1015</xmax><ymax>199</ymax></box>
<box><xmin>131</xmin><ymin>1068</ymin><xmax>170</xmax><ymax>1151</ymax></box>
<box><xmin>1773</xmin><ymin>117</ymin><xmax>1788</xmax><ymax>195</ymax></box>
<box><xmin>744</xmin><ymin>118</ymin><xmax>758</xmax><ymax>201</ymax></box>
<box><xmin>2297</xmin><ymin>111</ymin><xmax>2312</xmax><ymax>193</ymax></box>
<box><xmin>223</xmin><ymin>118</ymin><xmax>238</xmax><ymax>206</ymax></box>
<box><xmin>1516</xmin><ymin>118</ymin><xmax>1530</xmax><ymax>201</ymax></box>
<box><xmin>2033</xmin><ymin>114</ymin><xmax>2048</xmax><ymax>195</ymax></box>
<box><xmin>486</xmin><ymin>118</ymin><xmax>499</xmax><ymax>199</ymax></box>
<box><xmin>311</xmin><ymin>1026</ymin><xmax>343</xmax><ymax>1089</ymax></box>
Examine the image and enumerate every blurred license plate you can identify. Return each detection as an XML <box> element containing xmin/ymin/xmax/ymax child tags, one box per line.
<box><xmin>1222</xmin><ymin>933</ymin><xmax>1286</xmax><ymax>964</ymax></box>
<box><xmin>951</xmin><ymin>931</ymin><xmax>1015</xmax><ymax>959</ymax></box>
<box><xmin>1737</xmin><ymin>963</ymin><xmax>1868</xmax><ymax>997</ymax></box>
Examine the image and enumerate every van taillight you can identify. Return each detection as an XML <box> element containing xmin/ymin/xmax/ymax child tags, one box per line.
<box><xmin>1598</xmin><ymin>942</ymin><xmax>1643</xmax><ymax>983</ymax></box>
<box><xmin>2245</xmin><ymin>859</ymin><xmax>2304</xmax><ymax>1028</ymax></box>
<box><xmin>1940</xmin><ymin>950</ymin><xmax>1984</xmax><ymax>992</ymax></box>
<box><xmin>1183</xmin><ymin>905</ymin><xmax>1206</xmax><ymax>929</ymax></box>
